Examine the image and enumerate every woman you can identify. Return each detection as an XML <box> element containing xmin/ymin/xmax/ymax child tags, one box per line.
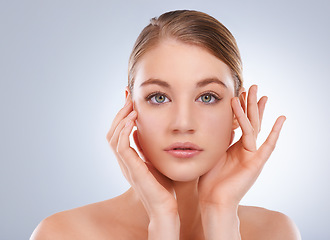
<box><xmin>31</xmin><ymin>10</ymin><xmax>301</xmax><ymax>240</ymax></box>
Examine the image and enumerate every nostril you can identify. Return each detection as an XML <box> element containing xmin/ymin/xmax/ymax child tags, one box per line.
<box><xmin>172</xmin><ymin>129</ymin><xmax>195</xmax><ymax>134</ymax></box>
<box><xmin>171</xmin><ymin>109</ymin><xmax>196</xmax><ymax>133</ymax></box>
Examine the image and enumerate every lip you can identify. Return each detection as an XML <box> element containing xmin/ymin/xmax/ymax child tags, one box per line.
<box><xmin>164</xmin><ymin>142</ymin><xmax>203</xmax><ymax>158</ymax></box>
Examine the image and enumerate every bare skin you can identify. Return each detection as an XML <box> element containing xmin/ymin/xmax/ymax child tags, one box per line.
<box><xmin>31</xmin><ymin>187</ymin><xmax>300</xmax><ymax>240</ymax></box>
<box><xmin>31</xmin><ymin>40</ymin><xmax>301</xmax><ymax>239</ymax></box>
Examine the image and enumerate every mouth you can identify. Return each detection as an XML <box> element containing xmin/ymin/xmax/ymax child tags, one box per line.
<box><xmin>164</xmin><ymin>142</ymin><xmax>203</xmax><ymax>158</ymax></box>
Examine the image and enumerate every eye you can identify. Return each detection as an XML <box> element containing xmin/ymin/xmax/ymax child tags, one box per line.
<box><xmin>146</xmin><ymin>92</ymin><xmax>170</xmax><ymax>105</ymax></box>
<box><xmin>197</xmin><ymin>92</ymin><xmax>221</xmax><ymax>104</ymax></box>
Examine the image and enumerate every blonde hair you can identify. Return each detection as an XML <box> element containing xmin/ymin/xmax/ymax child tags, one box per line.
<box><xmin>128</xmin><ymin>10</ymin><xmax>243</xmax><ymax>96</ymax></box>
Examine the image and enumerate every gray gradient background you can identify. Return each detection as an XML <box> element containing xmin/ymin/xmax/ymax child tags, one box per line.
<box><xmin>1</xmin><ymin>0</ymin><xmax>329</xmax><ymax>239</ymax></box>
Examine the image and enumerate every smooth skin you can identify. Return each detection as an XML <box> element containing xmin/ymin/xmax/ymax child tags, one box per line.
<box><xmin>31</xmin><ymin>40</ymin><xmax>301</xmax><ymax>240</ymax></box>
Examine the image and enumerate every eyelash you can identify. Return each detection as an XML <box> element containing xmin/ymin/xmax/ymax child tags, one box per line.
<box><xmin>145</xmin><ymin>91</ymin><xmax>222</xmax><ymax>105</ymax></box>
<box><xmin>145</xmin><ymin>91</ymin><xmax>170</xmax><ymax>105</ymax></box>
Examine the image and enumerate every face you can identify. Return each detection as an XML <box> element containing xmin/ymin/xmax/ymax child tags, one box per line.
<box><xmin>131</xmin><ymin>39</ymin><xmax>237</xmax><ymax>182</ymax></box>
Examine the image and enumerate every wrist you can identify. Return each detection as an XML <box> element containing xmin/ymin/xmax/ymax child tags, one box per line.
<box><xmin>200</xmin><ymin>204</ymin><xmax>241</xmax><ymax>240</ymax></box>
<box><xmin>149</xmin><ymin>212</ymin><xmax>180</xmax><ymax>223</ymax></box>
<box><xmin>148</xmin><ymin>214</ymin><xmax>180</xmax><ymax>240</ymax></box>
<box><xmin>200</xmin><ymin>203</ymin><xmax>239</xmax><ymax>222</ymax></box>
<box><xmin>199</xmin><ymin>199</ymin><xmax>239</xmax><ymax>211</ymax></box>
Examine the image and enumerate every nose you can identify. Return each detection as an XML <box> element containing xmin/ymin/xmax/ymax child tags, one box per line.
<box><xmin>170</xmin><ymin>103</ymin><xmax>196</xmax><ymax>134</ymax></box>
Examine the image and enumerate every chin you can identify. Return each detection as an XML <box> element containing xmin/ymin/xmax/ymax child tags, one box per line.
<box><xmin>167</xmin><ymin>174</ymin><xmax>199</xmax><ymax>182</ymax></box>
<box><xmin>159</xmin><ymin>164</ymin><xmax>207</xmax><ymax>182</ymax></box>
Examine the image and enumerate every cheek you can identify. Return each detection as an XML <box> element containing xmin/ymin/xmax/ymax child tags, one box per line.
<box><xmin>134</xmin><ymin>105</ymin><xmax>165</xmax><ymax>153</ymax></box>
<box><xmin>200</xmin><ymin>106</ymin><xmax>233</xmax><ymax>148</ymax></box>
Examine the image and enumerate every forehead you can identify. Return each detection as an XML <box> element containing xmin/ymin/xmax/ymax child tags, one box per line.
<box><xmin>134</xmin><ymin>39</ymin><xmax>235</xmax><ymax>91</ymax></box>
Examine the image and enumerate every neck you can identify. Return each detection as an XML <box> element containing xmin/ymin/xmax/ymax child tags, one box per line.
<box><xmin>125</xmin><ymin>179</ymin><xmax>204</xmax><ymax>240</ymax></box>
<box><xmin>173</xmin><ymin>179</ymin><xmax>204</xmax><ymax>240</ymax></box>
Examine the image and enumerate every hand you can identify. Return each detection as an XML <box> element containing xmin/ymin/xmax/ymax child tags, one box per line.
<box><xmin>198</xmin><ymin>85</ymin><xmax>286</xmax><ymax>207</ymax></box>
<box><xmin>106</xmin><ymin>96</ymin><xmax>178</xmax><ymax>218</ymax></box>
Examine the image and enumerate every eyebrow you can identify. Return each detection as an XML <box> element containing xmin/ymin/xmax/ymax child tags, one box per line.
<box><xmin>196</xmin><ymin>77</ymin><xmax>227</xmax><ymax>88</ymax></box>
<box><xmin>140</xmin><ymin>78</ymin><xmax>171</xmax><ymax>88</ymax></box>
<box><xmin>139</xmin><ymin>77</ymin><xmax>227</xmax><ymax>89</ymax></box>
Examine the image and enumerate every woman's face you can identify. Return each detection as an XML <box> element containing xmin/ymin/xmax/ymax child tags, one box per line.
<box><xmin>131</xmin><ymin>39</ymin><xmax>237</xmax><ymax>182</ymax></box>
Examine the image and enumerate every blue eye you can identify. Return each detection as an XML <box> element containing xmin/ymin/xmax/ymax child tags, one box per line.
<box><xmin>146</xmin><ymin>92</ymin><xmax>170</xmax><ymax>105</ymax></box>
<box><xmin>197</xmin><ymin>92</ymin><xmax>221</xmax><ymax>104</ymax></box>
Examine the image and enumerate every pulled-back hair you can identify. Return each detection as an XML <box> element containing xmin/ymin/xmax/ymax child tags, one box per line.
<box><xmin>128</xmin><ymin>10</ymin><xmax>243</xmax><ymax>96</ymax></box>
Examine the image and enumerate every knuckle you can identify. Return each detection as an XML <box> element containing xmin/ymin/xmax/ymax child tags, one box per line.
<box><xmin>131</xmin><ymin>164</ymin><xmax>147</xmax><ymax>182</ymax></box>
<box><xmin>116</xmin><ymin>144</ymin><xmax>124</xmax><ymax>156</ymax></box>
<box><xmin>129</xmin><ymin>171</ymin><xmax>139</xmax><ymax>183</ymax></box>
<box><xmin>109</xmin><ymin>137</ymin><xmax>117</xmax><ymax>151</ymax></box>
<box><xmin>267</xmin><ymin>141</ymin><xmax>276</xmax><ymax>152</ymax></box>
<box><xmin>271</xmin><ymin>142</ymin><xmax>277</xmax><ymax>150</ymax></box>
<box><xmin>246</xmin><ymin>128</ymin><xmax>255</xmax><ymax>136</ymax></box>
<box><xmin>110</xmin><ymin>142</ymin><xmax>116</xmax><ymax>152</ymax></box>
<box><xmin>117</xmin><ymin>142</ymin><xmax>129</xmax><ymax>159</ymax></box>
<box><xmin>251</xmin><ymin>128</ymin><xmax>256</xmax><ymax>135</ymax></box>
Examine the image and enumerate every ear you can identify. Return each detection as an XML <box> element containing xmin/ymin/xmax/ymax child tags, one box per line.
<box><xmin>125</xmin><ymin>86</ymin><xmax>135</xmax><ymax>108</ymax></box>
<box><xmin>232</xmin><ymin>87</ymin><xmax>247</xmax><ymax>130</ymax></box>
<box><xmin>125</xmin><ymin>86</ymin><xmax>131</xmax><ymax>101</ymax></box>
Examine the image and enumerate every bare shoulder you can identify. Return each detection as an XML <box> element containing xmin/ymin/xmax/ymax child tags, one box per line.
<box><xmin>238</xmin><ymin>205</ymin><xmax>301</xmax><ymax>240</ymax></box>
<box><xmin>30</xmin><ymin>198</ymin><xmax>124</xmax><ymax>240</ymax></box>
<box><xmin>30</xmin><ymin>210</ymin><xmax>78</xmax><ymax>240</ymax></box>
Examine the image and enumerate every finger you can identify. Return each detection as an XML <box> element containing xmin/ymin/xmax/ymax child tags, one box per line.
<box><xmin>257</xmin><ymin>96</ymin><xmax>268</xmax><ymax>133</ymax></box>
<box><xmin>109</xmin><ymin>110</ymin><xmax>137</xmax><ymax>153</ymax></box>
<box><xmin>133</xmin><ymin>130</ymin><xmax>146</xmax><ymax>160</ymax></box>
<box><xmin>106</xmin><ymin>99</ymin><xmax>133</xmax><ymax>142</ymax></box>
<box><xmin>240</xmin><ymin>91</ymin><xmax>247</xmax><ymax>114</ymax></box>
<box><xmin>247</xmin><ymin>85</ymin><xmax>259</xmax><ymax>136</ymax></box>
<box><xmin>117</xmin><ymin>119</ymin><xmax>150</xmax><ymax>184</ymax></box>
<box><xmin>258</xmin><ymin>116</ymin><xmax>286</xmax><ymax>161</ymax></box>
<box><xmin>117</xmin><ymin>155</ymin><xmax>130</xmax><ymax>181</ymax></box>
<box><xmin>144</xmin><ymin>161</ymin><xmax>175</xmax><ymax>195</ymax></box>
<box><xmin>110</xmin><ymin>111</ymin><xmax>137</xmax><ymax>180</ymax></box>
<box><xmin>232</xmin><ymin>97</ymin><xmax>257</xmax><ymax>151</ymax></box>
<box><xmin>118</xmin><ymin>121</ymin><xmax>170</xmax><ymax>203</ymax></box>
<box><xmin>117</xmin><ymin>123</ymin><xmax>178</xmax><ymax>218</ymax></box>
